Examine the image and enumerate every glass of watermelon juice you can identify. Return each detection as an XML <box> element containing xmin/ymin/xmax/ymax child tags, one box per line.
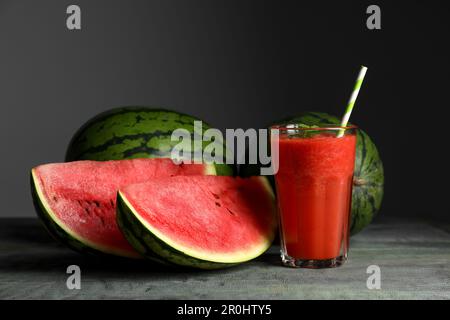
<box><xmin>272</xmin><ymin>124</ymin><xmax>357</xmax><ymax>268</ymax></box>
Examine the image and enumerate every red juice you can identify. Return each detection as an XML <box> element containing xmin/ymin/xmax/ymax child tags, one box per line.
<box><xmin>274</xmin><ymin>129</ymin><xmax>356</xmax><ymax>267</ymax></box>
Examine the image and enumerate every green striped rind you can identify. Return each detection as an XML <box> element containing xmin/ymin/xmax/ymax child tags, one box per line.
<box><xmin>351</xmin><ymin>129</ymin><xmax>384</xmax><ymax>234</ymax></box>
<box><xmin>116</xmin><ymin>211</ymin><xmax>175</xmax><ymax>267</ymax></box>
<box><xmin>65</xmin><ymin>106</ymin><xmax>233</xmax><ymax>176</ymax></box>
<box><xmin>116</xmin><ymin>192</ymin><xmax>236</xmax><ymax>270</ymax></box>
<box><xmin>240</xmin><ymin>111</ymin><xmax>384</xmax><ymax>235</ymax></box>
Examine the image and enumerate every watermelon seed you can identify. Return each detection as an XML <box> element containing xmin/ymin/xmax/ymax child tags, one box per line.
<box><xmin>94</xmin><ymin>201</ymin><xmax>100</xmax><ymax>208</ymax></box>
<box><xmin>53</xmin><ymin>196</ymin><xmax>58</xmax><ymax>202</ymax></box>
<box><xmin>84</xmin><ymin>207</ymin><xmax>90</xmax><ymax>215</ymax></box>
<box><xmin>226</xmin><ymin>208</ymin><xmax>235</xmax><ymax>216</ymax></box>
<box><xmin>211</xmin><ymin>192</ymin><xmax>220</xmax><ymax>199</ymax></box>
<box><xmin>215</xmin><ymin>202</ymin><xmax>221</xmax><ymax>207</ymax></box>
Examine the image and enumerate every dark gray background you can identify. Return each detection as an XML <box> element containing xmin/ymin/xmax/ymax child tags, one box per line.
<box><xmin>1</xmin><ymin>0</ymin><xmax>449</xmax><ymax>220</ymax></box>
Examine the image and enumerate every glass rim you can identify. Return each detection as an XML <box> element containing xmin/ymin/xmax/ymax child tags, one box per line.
<box><xmin>270</xmin><ymin>123</ymin><xmax>358</xmax><ymax>131</ymax></box>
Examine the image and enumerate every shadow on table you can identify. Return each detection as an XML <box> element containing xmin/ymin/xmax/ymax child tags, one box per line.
<box><xmin>0</xmin><ymin>219</ymin><xmax>279</xmax><ymax>276</ymax></box>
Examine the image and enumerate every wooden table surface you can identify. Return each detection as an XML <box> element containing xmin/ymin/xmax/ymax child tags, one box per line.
<box><xmin>1</xmin><ymin>217</ymin><xmax>449</xmax><ymax>299</ymax></box>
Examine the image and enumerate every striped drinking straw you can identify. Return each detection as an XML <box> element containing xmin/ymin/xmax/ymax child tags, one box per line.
<box><xmin>337</xmin><ymin>66</ymin><xmax>368</xmax><ymax>137</ymax></box>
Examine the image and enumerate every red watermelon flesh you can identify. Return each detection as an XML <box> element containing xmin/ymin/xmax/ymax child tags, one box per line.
<box><xmin>118</xmin><ymin>176</ymin><xmax>277</xmax><ymax>265</ymax></box>
<box><xmin>31</xmin><ymin>158</ymin><xmax>213</xmax><ymax>258</ymax></box>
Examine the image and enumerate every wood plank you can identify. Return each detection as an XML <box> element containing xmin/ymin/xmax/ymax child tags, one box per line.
<box><xmin>0</xmin><ymin>217</ymin><xmax>449</xmax><ymax>299</ymax></box>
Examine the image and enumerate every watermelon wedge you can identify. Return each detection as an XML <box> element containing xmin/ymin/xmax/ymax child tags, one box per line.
<box><xmin>116</xmin><ymin>176</ymin><xmax>277</xmax><ymax>269</ymax></box>
<box><xmin>31</xmin><ymin>159</ymin><xmax>214</xmax><ymax>258</ymax></box>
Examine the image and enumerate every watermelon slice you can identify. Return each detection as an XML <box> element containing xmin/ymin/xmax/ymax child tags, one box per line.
<box><xmin>116</xmin><ymin>176</ymin><xmax>277</xmax><ymax>269</ymax></box>
<box><xmin>31</xmin><ymin>159</ymin><xmax>214</xmax><ymax>258</ymax></box>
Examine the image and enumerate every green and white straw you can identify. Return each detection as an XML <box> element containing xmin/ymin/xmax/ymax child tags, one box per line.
<box><xmin>337</xmin><ymin>65</ymin><xmax>368</xmax><ymax>137</ymax></box>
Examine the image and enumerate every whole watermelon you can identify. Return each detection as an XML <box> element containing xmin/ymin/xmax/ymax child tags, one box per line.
<box><xmin>240</xmin><ymin>111</ymin><xmax>384</xmax><ymax>235</ymax></box>
<box><xmin>65</xmin><ymin>106</ymin><xmax>233</xmax><ymax>176</ymax></box>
